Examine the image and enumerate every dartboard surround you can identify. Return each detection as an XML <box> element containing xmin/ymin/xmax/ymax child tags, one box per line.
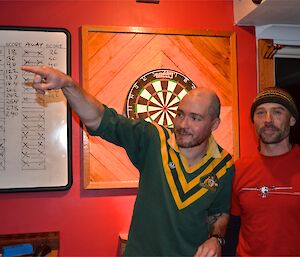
<box><xmin>126</xmin><ymin>69</ymin><xmax>196</xmax><ymax>128</ymax></box>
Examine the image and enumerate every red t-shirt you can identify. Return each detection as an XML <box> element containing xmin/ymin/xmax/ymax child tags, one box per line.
<box><xmin>231</xmin><ymin>145</ymin><xmax>300</xmax><ymax>256</ymax></box>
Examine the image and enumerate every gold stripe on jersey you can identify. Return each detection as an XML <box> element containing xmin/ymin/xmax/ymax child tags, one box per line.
<box><xmin>169</xmin><ymin>148</ymin><xmax>230</xmax><ymax>193</ymax></box>
<box><xmin>153</xmin><ymin>123</ymin><xmax>232</xmax><ymax>210</ymax></box>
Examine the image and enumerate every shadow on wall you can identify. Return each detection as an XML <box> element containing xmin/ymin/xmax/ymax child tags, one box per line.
<box><xmin>276</xmin><ymin>57</ymin><xmax>300</xmax><ymax>145</ymax></box>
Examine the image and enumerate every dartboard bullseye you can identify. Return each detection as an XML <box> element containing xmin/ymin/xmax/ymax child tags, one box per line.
<box><xmin>126</xmin><ymin>69</ymin><xmax>196</xmax><ymax>128</ymax></box>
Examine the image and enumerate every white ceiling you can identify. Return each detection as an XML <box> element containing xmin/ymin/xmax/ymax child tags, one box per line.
<box><xmin>235</xmin><ymin>0</ymin><xmax>300</xmax><ymax>26</ymax></box>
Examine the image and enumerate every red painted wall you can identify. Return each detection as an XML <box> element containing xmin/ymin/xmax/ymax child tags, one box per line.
<box><xmin>0</xmin><ymin>1</ymin><xmax>258</xmax><ymax>256</ymax></box>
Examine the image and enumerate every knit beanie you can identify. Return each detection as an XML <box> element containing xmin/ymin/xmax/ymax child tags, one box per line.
<box><xmin>250</xmin><ymin>87</ymin><xmax>299</xmax><ymax>122</ymax></box>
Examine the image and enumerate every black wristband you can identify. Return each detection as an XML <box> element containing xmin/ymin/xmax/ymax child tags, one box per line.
<box><xmin>209</xmin><ymin>234</ymin><xmax>226</xmax><ymax>247</ymax></box>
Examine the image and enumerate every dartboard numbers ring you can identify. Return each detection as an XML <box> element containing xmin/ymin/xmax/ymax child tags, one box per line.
<box><xmin>126</xmin><ymin>69</ymin><xmax>196</xmax><ymax>128</ymax></box>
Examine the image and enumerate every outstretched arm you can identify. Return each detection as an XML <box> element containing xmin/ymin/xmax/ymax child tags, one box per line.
<box><xmin>194</xmin><ymin>213</ymin><xmax>229</xmax><ymax>257</ymax></box>
<box><xmin>21</xmin><ymin>66</ymin><xmax>104</xmax><ymax>131</ymax></box>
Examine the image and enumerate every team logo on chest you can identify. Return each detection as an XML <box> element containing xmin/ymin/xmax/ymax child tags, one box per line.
<box><xmin>241</xmin><ymin>185</ymin><xmax>299</xmax><ymax>198</ymax></box>
<box><xmin>199</xmin><ymin>174</ymin><xmax>219</xmax><ymax>192</ymax></box>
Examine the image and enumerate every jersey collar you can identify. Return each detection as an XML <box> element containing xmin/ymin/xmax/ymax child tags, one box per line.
<box><xmin>167</xmin><ymin>134</ymin><xmax>221</xmax><ymax>159</ymax></box>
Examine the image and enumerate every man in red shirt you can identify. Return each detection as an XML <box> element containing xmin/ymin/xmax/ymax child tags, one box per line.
<box><xmin>227</xmin><ymin>87</ymin><xmax>300</xmax><ymax>256</ymax></box>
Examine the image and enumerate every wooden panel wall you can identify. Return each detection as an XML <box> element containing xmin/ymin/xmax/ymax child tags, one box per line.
<box><xmin>258</xmin><ymin>39</ymin><xmax>275</xmax><ymax>90</ymax></box>
<box><xmin>81</xmin><ymin>26</ymin><xmax>238</xmax><ymax>189</ymax></box>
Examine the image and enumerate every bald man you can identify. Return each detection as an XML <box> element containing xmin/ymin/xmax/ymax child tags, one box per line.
<box><xmin>22</xmin><ymin>66</ymin><xmax>234</xmax><ymax>257</ymax></box>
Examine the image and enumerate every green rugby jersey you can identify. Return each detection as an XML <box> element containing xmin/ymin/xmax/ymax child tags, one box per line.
<box><xmin>87</xmin><ymin>107</ymin><xmax>234</xmax><ymax>257</ymax></box>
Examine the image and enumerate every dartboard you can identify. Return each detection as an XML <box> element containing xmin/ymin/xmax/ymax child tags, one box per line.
<box><xmin>126</xmin><ymin>69</ymin><xmax>196</xmax><ymax>128</ymax></box>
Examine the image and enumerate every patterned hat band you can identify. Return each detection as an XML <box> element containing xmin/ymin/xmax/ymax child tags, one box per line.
<box><xmin>250</xmin><ymin>87</ymin><xmax>299</xmax><ymax>122</ymax></box>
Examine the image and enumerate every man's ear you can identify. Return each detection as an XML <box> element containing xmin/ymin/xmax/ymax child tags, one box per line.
<box><xmin>211</xmin><ymin>118</ymin><xmax>220</xmax><ymax>132</ymax></box>
<box><xmin>290</xmin><ymin>116</ymin><xmax>296</xmax><ymax>127</ymax></box>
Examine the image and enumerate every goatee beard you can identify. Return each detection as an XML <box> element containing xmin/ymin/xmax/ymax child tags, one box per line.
<box><xmin>259</xmin><ymin>124</ymin><xmax>290</xmax><ymax>144</ymax></box>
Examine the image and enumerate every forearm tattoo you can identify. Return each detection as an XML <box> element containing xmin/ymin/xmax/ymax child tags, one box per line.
<box><xmin>207</xmin><ymin>212</ymin><xmax>222</xmax><ymax>225</ymax></box>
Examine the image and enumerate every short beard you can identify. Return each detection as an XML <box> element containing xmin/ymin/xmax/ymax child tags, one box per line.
<box><xmin>258</xmin><ymin>124</ymin><xmax>290</xmax><ymax>144</ymax></box>
<box><xmin>177</xmin><ymin>141</ymin><xmax>202</xmax><ymax>148</ymax></box>
<box><xmin>260</xmin><ymin>132</ymin><xmax>289</xmax><ymax>144</ymax></box>
<box><xmin>175</xmin><ymin>128</ymin><xmax>206</xmax><ymax>148</ymax></box>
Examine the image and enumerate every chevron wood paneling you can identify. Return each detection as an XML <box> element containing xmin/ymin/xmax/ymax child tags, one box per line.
<box><xmin>81</xmin><ymin>26</ymin><xmax>238</xmax><ymax>189</ymax></box>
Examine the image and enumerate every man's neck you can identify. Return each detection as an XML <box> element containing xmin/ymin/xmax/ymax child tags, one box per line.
<box><xmin>179</xmin><ymin>141</ymin><xmax>209</xmax><ymax>167</ymax></box>
<box><xmin>260</xmin><ymin>138</ymin><xmax>292</xmax><ymax>156</ymax></box>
